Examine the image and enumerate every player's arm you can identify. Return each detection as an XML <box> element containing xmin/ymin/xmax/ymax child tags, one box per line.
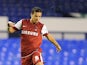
<box><xmin>8</xmin><ymin>21</ymin><xmax>16</xmax><ymax>33</ymax></box>
<box><xmin>8</xmin><ymin>20</ymin><xmax>22</xmax><ymax>33</ymax></box>
<box><xmin>45</xmin><ymin>33</ymin><xmax>61</xmax><ymax>52</ymax></box>
<box><xmin>42</xmin><ymin>25</ymin><xmax>61</xmax><ymax>52</ymax></box>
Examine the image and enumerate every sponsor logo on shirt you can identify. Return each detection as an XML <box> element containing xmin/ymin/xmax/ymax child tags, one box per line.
<box><xmin>22</xmin><ymin>30</ymin><xmax>38</xmax><ymax>36</ymax></box>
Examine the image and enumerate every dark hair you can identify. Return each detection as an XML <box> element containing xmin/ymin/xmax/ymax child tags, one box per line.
<box><xmin>31</xmin><ymin>7</ymin><xmax>42</xmax><ymax>14</ymax></box>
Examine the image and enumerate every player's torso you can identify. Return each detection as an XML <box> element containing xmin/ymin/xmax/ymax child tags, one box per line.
<box><xmin>21</xmin><ymin>19</ymin><xmax>43</xmax><ymax>56</ymax></box>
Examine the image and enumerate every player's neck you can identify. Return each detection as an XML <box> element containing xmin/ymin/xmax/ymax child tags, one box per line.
<box><xmin>30</xmin><ymin>19</ymin><xmax>38</xmax><ymax>24</ymax></box>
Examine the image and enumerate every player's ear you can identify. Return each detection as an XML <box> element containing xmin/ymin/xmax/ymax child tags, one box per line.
<box><xmin>30</xmin><ymin>13</ymin><xmax>32</xmax><ymax>17</ymax></box>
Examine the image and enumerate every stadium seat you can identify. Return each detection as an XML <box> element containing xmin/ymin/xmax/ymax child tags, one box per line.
<box><xmin>0</xmin><ymin>39</ymin><xmax>87</xmax><ymax>65</ymax></box>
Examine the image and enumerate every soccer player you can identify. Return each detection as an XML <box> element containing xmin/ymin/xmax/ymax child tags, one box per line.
<box><xmin>8</xmin><ymin>7</ymin><xmax>61</xmax><ymax>65</ymax></box>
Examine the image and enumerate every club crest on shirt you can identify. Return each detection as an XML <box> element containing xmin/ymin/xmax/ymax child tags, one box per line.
<box><xmin>34</xmin><ymin>26</ymin><xmax>38</xmax><ymax>31</ymax></box>
<box><xmin>35</xmin><ymin>29</ymin><xmax>37</xmax><ymax>31</ymax></box>
<box><xmin>23</xmin><ymin>25</ymin><xmax>26</xmax><ymax>27</ymax></box>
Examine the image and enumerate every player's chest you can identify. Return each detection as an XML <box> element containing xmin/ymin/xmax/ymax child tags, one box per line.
<box><xmin>22</xmin><ymin>23</ymin><xmax>40</xmax><ymax>32</ymax></box>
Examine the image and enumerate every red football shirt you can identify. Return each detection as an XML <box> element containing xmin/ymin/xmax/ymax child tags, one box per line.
<box><xmin>14</xmin><ymin>19</ymin><xmax>48</xmax><ymax>56</ymax></box>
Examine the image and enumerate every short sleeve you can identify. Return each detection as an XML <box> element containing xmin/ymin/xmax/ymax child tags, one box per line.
<box><xmin>41</xmin><ymin>25</ymin><xmax>48</xmax><ymax>36</ymax></box>
<box><xmin>14</xmin><ymin>19</ymin><xmax>22</xmax><ymax>30</ymax></box>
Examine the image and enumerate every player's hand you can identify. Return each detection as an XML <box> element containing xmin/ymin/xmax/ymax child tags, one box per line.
<box><xmin>8</xmin><ymin>21</ymin><xmax>15</xmax><ymax>27</ymax></box>
<box><xmin>56</xmin><ymin>45</ymin><xmax>62</xmax><ymax>52</ymax></box>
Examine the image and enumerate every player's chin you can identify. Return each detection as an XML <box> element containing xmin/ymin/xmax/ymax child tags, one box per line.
<box><xmin>35</xmin><ymin>21</ymin><xmax>39</xmax><ymax>23</ymax></box>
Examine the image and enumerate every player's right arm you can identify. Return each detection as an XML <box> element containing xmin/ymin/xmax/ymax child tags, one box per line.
<box><xmin>8</xmin><ymin>20</ymin><xmax>22</xmax><ymax>33</ymax></box>
<box><xmin>8</xmin><ymin>21</ymin><xmax>16</xmax><ymax>33</ymax></box>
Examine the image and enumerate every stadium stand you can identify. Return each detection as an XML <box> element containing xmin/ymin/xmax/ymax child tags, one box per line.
<box><xmin>0</xmin><ymin>39</ymin><xmax>87</xmax><ymax>65</ymax></box>
<box><xmin>0</xmin><ymin>0</ymin><xmax>87</xmax><ymax>22</ymax></box>
<box><xmin>0</xmin><ymin>0</ymin><xmax>87</xmax><ymax>38</ymax></box>
<box><xmin>0</xmin><ymin>0</ymin><xmax>87</xmax><ymax>65</ymax></box>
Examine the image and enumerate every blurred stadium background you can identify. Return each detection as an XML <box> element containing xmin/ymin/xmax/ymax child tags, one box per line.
<box><xmin>0</xmin><ymin>0</ymin><xmax>87</xmax><ymax>65</ymax></box>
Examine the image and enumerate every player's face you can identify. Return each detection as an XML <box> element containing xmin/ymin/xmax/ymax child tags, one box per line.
<box><xmin>31</xmin><ymin>12</ymin><xmax>42</xmax><ymax>23</ymax></box>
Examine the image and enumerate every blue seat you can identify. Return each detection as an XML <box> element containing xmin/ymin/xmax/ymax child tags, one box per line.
<box><xmin>0</xmin><ymin>39</ymin><xmax>87</xmax><ymax>65</ymax></box>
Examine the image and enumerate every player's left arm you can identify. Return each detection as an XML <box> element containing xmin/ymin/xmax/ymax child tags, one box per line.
<box><xmin>45</xmin><ymin>33</ymin><xmax>62</xmax><ymax>52</ymax></box>
<box><xmin>42</xmin><ymin>24</ymin><xmax>61</xmax><ymax>52</ymax></box>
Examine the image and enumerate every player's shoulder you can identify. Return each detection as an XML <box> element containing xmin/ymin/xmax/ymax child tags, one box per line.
<box><xmin>21</xmin><ymin>19</ymin><xmax>29</xmax><ymax>21</ymax></box>
<box><xmin>38</xmin><ymin>21</ymin><xmax>44</xmax><ymax>26</ymax></box>
<box><xmin>21</xmin><ymin>19</ymin><xmax>30</xmax><ymax>23</ymax></box>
